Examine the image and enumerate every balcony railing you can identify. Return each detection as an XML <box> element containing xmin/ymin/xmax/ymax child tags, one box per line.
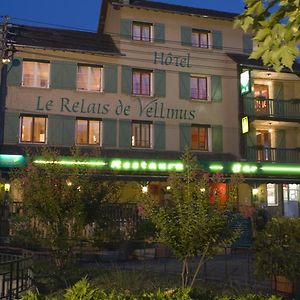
<box><xmin>244</xmin><ymin>97</ymin><xmax>300</xmax><ymax>120</ymax></box>
<box><xmin>247</xmin><ymin>146</ymin><xmax>300</xmax><ymax>163</ymax></box>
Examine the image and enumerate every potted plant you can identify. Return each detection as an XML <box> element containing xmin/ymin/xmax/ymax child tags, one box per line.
<box><xmin>254</xmin><ymin>217</ymin><xmax>300</xmax><ymax>296</ymax></box>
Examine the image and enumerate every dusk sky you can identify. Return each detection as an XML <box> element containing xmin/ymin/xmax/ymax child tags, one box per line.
<box><xmin>0</xmin><ymin>0</ymin><xmax>245</xmax><ymax>32</ymax></box>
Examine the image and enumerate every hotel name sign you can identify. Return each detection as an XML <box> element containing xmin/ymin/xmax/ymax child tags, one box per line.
<box><xmin>35</xmin><ymin>96</ymin><xmax>196</xmax><ymax>121</ymax></box>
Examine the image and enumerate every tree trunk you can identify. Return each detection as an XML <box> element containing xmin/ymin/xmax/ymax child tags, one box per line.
<box><xmin>181</xmin><ymin>258</ymin><xmax>189</xmax><ymax>288</ymax></box>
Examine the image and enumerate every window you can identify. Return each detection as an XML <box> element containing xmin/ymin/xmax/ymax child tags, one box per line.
<box><xmin>254</xmin><ymin>84</ymin><xmax>269</xmax><ymax>112</ymax></box>
<box><xmin>132</xmin><ymin>22</ymin><xmax>152</xmax><ymax>41</ymax></box>
<box><xmin>283</xmin><ymin>184</ymin><xmax>300</xmax><ymax>202</ymax></box>
<box><xmin>190</xmin><ymin>76</ymin><xmax>208</xmax><ymax>100</ymax></box>
<box><xmin>22</xmin><ymin>60</ymin><xmax>50</xmax><ymax>88</ymax></box>
<box><xmin>191</xmin><ymin>125</ymin><xmax>209</xmax><ymax>151</ymax></box>
<box><xmin>131</xmin><ymin>121</ymin><xmax>152</xmax><ymax>148</ymax></box>
<box><xmin>267</xmin><ymin>183</ymin><xmax>278</xmax><ymax>206</ymax></box>
<box><xmin>76</xmin><ymin>119</ymin><xmax>101</xmax><ymax>145</ymax></box>
<box><xmin>20</xmin><ymin>115</ymin><xmax>47</xmax><ymax>143</ymax></box>
<box><xmin>191</xmin><ymin>30</ymin><xmax>209</xmax><ymax>48</ymax></box>
<box><xmin>77</xmin><ymin>65</ymin><xmax>102</xmax><ymax>92</ymax></box>
<box><xmin>132</xmin><ymin>69</ymin><xmax>152</xmax><ymax>96</ymax></box>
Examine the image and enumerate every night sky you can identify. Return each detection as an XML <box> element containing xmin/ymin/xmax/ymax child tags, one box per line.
<box><xmin>0</xmin><ymin>0</ymin><xmax>245</xmax><ymax>31</ymax></box>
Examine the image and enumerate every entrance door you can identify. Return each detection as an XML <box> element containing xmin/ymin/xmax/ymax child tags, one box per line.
<box><xmin>254</xmin><ymin>84</ymin><xmax>269</xmax><ymax>113</ymax></box>
<box><xmin>256</xmin><ymin>130</ymin><xmax>272</xmax><ymax>161</ymax></box>
<box><xmin>283</xmin><ymin>184</ymin><xmax>300</xmax><ymax>217</ymax></box>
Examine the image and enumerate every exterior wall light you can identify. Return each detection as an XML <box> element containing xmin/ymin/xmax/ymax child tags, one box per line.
<box><xmin>4</xmin><ymin>183</ymin><xmax>10</xmax><ymax>192</ymax></box>
<box><xmin>252</xmin><ymin>188</ymin><xmax>258</xmax><ymax>196</ymax></box>
<box><xmin>142</xmin><ymin>186</ymin><xmax>148</xmax><ymax>193</ymax></box>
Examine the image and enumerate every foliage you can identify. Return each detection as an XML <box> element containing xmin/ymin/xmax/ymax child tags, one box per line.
<box><xmin>20</xmin><ymin>276</ymin><xmax>282</xmax><ymax>300</ymax></box>
<box><xmin>254</xmin><ymin>217</ymin><xmax>300</xmax><ymax>281</ymax></box>
<box><xmin>143</xmin><ymin>150</ymin><xmax>242</xmax><ymax>288</ymax></box>
<box><xmin>252</xmin><ymin>208</ymin><xmax>271</xmax><ymax>232</ymax></box>
<box><xmin>10</xmin><ymin>148</ymin><xmax>117</xmax><ymax>268</ymax></box>
<box><xmin>235</xmin><ymin>0</ymin><xmax>300</xmax><ymax>71</ymax></box>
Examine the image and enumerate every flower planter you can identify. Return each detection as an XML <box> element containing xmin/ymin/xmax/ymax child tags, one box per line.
<box><xmin>272</xmin><ymin>275</ymin><xmax>294</xmax><ymax>296</ymax></box>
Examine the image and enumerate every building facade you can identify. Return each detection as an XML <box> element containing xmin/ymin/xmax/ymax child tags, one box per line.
<box><xmin>1</xmin><ymin>0</ymin><xmax>300</xmax><ymax>216</ymax></box>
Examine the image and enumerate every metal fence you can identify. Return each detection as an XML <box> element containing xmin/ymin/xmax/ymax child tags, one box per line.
<box><xmin>0</xmin><ymin>250</ymin><xmax>33</xmax><ymax>300</ymax></box>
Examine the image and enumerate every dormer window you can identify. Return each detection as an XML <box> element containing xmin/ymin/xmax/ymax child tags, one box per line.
<box><xmin>132</xmin><ymin>21</ymin><xmax>152</xmax><ymax>42</ymax></box>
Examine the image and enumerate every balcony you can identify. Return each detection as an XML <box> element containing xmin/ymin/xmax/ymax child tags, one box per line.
<box><xmin>244</xmin><ymin>97</ymin><xmax>300</xmax><ymax>120</ymax></box>
<box><xmin>247</xmin><ymin>146</ymin><xmax>300</xmax><ymax>163</ymax></box>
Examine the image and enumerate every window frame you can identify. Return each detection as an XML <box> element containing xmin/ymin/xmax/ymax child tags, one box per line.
<box><xmin>131</xmin><ymin>120</ymin><xmax>153</xmax><ymax>149</ymax></box>
<box><xmin>266</xmin><ymin>183</ymin><xmax>278</xmax><ymax>206</ymax></box>
<box><xmin>20</xmin><ymin>115</ymin><xmax>47</xmax><ymax>144</ymax></box>
<box><xmin>191</xmin><ymin>125</ymin><xmax>211</xmax><ymax>151</ymax></box>
<box><xmin>132</xmin><ymin>21</ymin><xmax>153</xmax><ymax>42</ymax></box>
<box><xmin>75</xmin><ymin>118</ymin><xmax>102</xmax><ymax>146</ymax></box>
<box><xmin>191</xmin><ymin>29</ymin><xmax>211</xmax><ymax>49</ymax></box>
<box><xmin>76</xmin><ymin>64</ymin><xmax>103</xmax><ymax>93</ymax></box>
<box><xmin>190</xmin><ymin>75</ymin><xmax>210</xmax><ymax>101</ymax></box>
<box><xmin>132</xmin><ymin>68</ymin><xmax>153</xmax><ymax>96</ymax></box>
<box><xmin>21</xmin><ymin>60</ymin><xmax>50</xmax><ymax>89</ymax></box>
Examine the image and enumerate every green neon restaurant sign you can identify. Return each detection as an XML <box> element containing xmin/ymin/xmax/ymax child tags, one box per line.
<box><xmin>0</xmin><ymin>154</ymin><xmax>300</xmax><ymax>176</ymax></box>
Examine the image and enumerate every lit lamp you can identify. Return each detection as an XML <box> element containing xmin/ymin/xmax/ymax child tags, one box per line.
<box><xmin>252</xmin><ymin>188</ymin><xmax>258</xmax><ymax>202</ymax></box>
<box><xmin>4</xmin><ymin>183</ymin><xmax>10</xmax><ymax>192</ymax></box>
<box><xmin>142</xmin><ymin>185</ymin><xmax>148</xmax><ymax>193</ymax></box>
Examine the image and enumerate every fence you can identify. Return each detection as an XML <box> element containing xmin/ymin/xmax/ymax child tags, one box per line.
<box><xmin>0</xmin><ymin>249</ymin><xmax>33</xmax><ymax>300</ymax></box>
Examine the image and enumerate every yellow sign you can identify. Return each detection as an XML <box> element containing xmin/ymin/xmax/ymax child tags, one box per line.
<box><xmin>242</xmin><ymin>116</ymin><xmax>249</xmax><ymax>134</ymax></box>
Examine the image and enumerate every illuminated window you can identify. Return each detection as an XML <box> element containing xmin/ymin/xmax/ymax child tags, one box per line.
<box><xmin>191</xmin><ymin>125</ymin><xmax>209</xmax><ymax>151</ymax></box>
<box><xmin>22</xmin><ymin>60</ymin><xmax>50</xmax><ymax>88</ymax></box>
<box><xmin>267</xmin><ymin>183</ymin><xmax>278</xmax><ymax>206</ymax></box>
<box><xmin>190</xmin><ymin>76</ymin><xmax>208</xmax><ymax>100</ymax></box>
<box><xmin>132</xmin><ymin>22</ymin><xmax>152</xmax><ymax>41</ymax></box>
<box><xmin>254</xmin><ymin>84</ymin><xmax>269</xmax><ymax>112</ymax></box>
<box><xmin>283</xmin><ymin>184</ymin><xmax>300</xmax><ymax>202</ymax></box>
<box><xmin>132</xmin><ymin>69</ymin><xmax>152</xmax><ymax>96</ymax></box>
<box><xmin>77</xmin><ymin>65</ymin><xmax>102</xmax><ymax>92</ymax></box>
<box><xmin>76</xmin><ymin>119</ymin><xmax>101</xmax><ymax>145</ymax></box>
<box><xmin>131</xmin><ymin>121</ymin><xmax>152</xmax><ymax>148</ymax></box>
<box><xmin>20</xmin><ymin>115</ymin><xmax>47</xmax><ymax>143</ymax></box>
<box><xmin>191</xmin><ymin>30</ymin><xmax>210</xmax><ymax>48</ymax></box>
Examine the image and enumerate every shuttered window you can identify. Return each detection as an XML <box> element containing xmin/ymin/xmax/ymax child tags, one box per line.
<box><xmin>20</xmin><ymin>115</ymin><xmax>47</xmax><ymax>143</ymax></box>
<box><xmin>76</xmin><ymin>119</ymin><xmax>101</xmax><ymax>145</ymax></box>
<box><xmin>191</xmin><ymin>125</ymin><xmax>209</xmax><ymax>151</ymax></box>
<box><xmin>132</xmin><ymin>121</ymin><xmax>152</xmax><ymax>148</ymax></box>
<box><xmin>77</xmin><ymin>65</ymin><xmax>102</xmax><ymax>92</ymax></box>
<box><xmin>132</xmin><ymin>69</ymin><xmax>152</xmax><ymax>96</ymax></box>
<box><xmin>22</xmin><ymin>60</ymin><xmax>50</xmax><ymax>88</ymax></box>
<box><xmin>132</xmin><ymin>21</ymin><xmax>152</xmax><ymax>41</ymax></box>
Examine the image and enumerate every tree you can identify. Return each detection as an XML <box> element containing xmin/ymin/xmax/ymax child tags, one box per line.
<box><xmin>235</xmin><ymin>0</ymin><xmax>300</xmax><ymax>71</ymax></box>
<box><xmin>10</xmin><ymin>148</ymin><xmax>116</xmax><ymax>268</ymax></box>
<box><xmin>143</xmin><ymin>150</ymin><xmax>242</xmax><ymax>288</ymax></box>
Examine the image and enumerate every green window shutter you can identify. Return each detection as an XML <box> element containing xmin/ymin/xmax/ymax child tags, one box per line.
<box><xmin>154</xmin><ymin>121</ymin><xmax>165</xmax><ymax>150</ymax></box>
<box><xmin>103</xmin><ymin>119</ymin><xmax>117</xmax><ymax>147</ymax></box>
<box><xmin>119</xmin><ymin>119</ymin><xmax>131</xmax><ymax>149</ymax></box>
<box><xmin>274</xmin><ymin>82</ymin><xmax>284</xmax><ymax>100</ymax></box>
<box><xmin>48</xmin><ymin>115</ymin><xmax>75</xmax><ymax>146</ymax></box>
<box><xmin>181</xmin><ymin>26</ymin><xmax>192</xmax><ymax>46</ymax></box>
<box><xmin>276</xmin><ymin>129</ymin><xmax>286</xmax><ymax>162</ymax></box>
<box><xmin>179</xmin><ymin>123</ymin><xmax>191</xmax><ymax>151</ymax></box>
<box><xmin>154</xmin><ymin>23</ymin><xmax>165</xmax><ymax>43</ymax></box>
<box><xmin>7</xmin><ymin>58</ymin><xmax>22</xmax><ymax>86</ymax></box>
<box><xmin>246</xmin><ymin>129</ymin><xmax>257</xmax><ymax>160</ymax></box>
<box><xmin>211</xmin><ymin>75</ymin><xmax>222</xmax><ymax>102</ymax></box>
<box><xmin>179</xmin><ymin>72</ymin><xmax>190</xmax><ymax>99</ymax></box>
<box><xmin>121</xmin><ymin>65</ymin><xmax>132</xmax><ymax>94</ymax></box>
<box><xmin>212</xmin><ymin>30</ymin><xmax>223</xmax><ymax>50</ymax></box>
<box><xmin>104</xmin><ymin>64</ymin><xmax>118</xmax><ymax>93</ymax></box>
<box><xmin>212</xmin><ymin>125</ymin><xmax>223</xmax><ymax>152</ymax></box>
<box><xmin>154</xmin><ymin>69</ymin><xmax>166</xmax><ymax>97</ymax></box>
<box><xmin>51</xmin><ymin>61</ymin><xmax>77</xmax><ymax>90</ymax></box>
<box><xmin>243</xmin><ymin>33</ymin><xmax>253</xmax><ymax>54</ymax></box>
<box><xmin>4</xmin><ymin>112</ymin><xmax>19</xmax><ymax>144</ymax></box>
<box><xmin>120</xmin><ymin>19</ymin><xmax>132</xmax><ymax>39</ymax></box>
<box><xmin>276</xmin><ymin>129</ymin><xmax>286</xmax><ymax>148</ymax></box>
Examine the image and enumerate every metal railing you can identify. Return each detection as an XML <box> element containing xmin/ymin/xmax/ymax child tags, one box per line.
<box><xmin>0</xmin><ymin>250</ymin><xmax>33</xmax><ymax>299</ymax></box>
<box><xmin>247</xmin><ymin>146</ymin><xmax>300</xmax><ymax>163</ymax></box>
<box><xmin>244</xmin><ymin>97</ymin><xmax>300</xmax><ymax>120</ymax></box>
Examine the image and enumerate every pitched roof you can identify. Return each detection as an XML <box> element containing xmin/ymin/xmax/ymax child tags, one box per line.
<box><xmin>8</xmin><ymin>24</ymin><xmax>121</xmax><ymax>55</ymax></box>
<box><xmin>98</xmin><ymin>0</ymin><xmax>238</xmax><ymax>32</ymax></box>
<box><xmin>227</xmin><ymin>53</ymin><xmax>300</xmax><ymax>74</ymax></box>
